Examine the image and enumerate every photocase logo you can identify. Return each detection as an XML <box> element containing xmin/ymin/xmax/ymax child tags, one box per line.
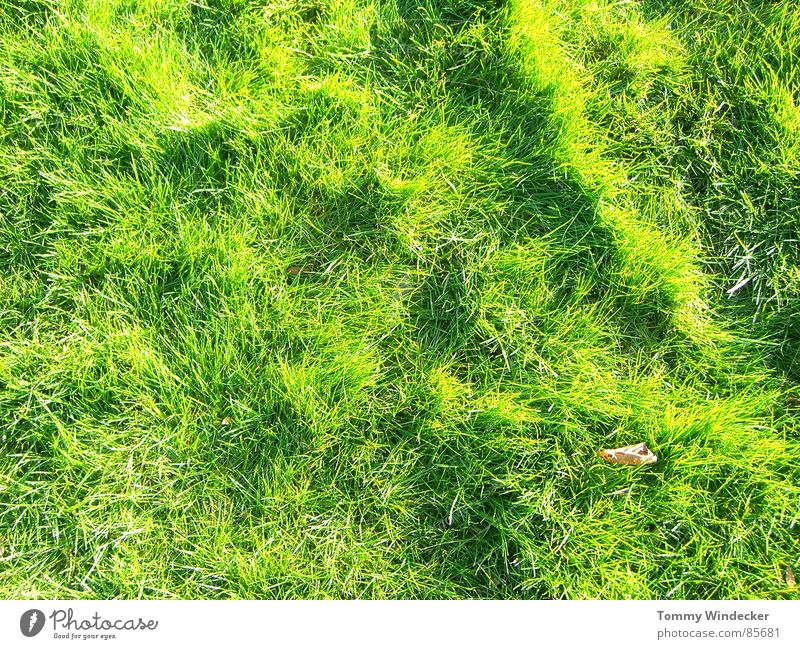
<box><xmin>16</xmin><ymin>607</ymin><xmax>159</xmax><ymax>639</ymax></box>
<box><xmin>20</xmin><ymin>609</ymin><xmax>45</xmax><ymax>637</ymax></box>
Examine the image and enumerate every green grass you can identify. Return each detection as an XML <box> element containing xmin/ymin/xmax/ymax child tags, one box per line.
<box><xmin>0</xmin><ymin>0</ymin><xmax>799</xmax><ymax>599</ymax></box>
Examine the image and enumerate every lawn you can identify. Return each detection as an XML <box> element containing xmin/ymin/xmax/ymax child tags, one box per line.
<box><xmin>0</xmin><ymin>0</ymin><xmax>798</xmax><ymax>599</ymax></box>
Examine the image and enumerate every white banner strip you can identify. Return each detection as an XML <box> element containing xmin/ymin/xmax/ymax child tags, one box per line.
<box><xmin>1</xmin><ymin>600</ymin><xmax>797</xmax><ymax>648</ymax></box>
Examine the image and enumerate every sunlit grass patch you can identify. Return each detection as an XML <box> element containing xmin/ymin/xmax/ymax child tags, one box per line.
<box><xmin>0</xmin><ymin>0</ymin><xmax>798</xmax><ymax>599</ymax></box>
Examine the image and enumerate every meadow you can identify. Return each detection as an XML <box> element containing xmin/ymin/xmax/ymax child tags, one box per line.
<box><xmin>0</xmin><ymin>0</ymin><xmax>798</xmax><ymax>598</ymax></box>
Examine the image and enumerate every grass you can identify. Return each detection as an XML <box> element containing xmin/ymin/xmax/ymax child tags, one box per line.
<box><xmin>0</xmin><ymin>0</ymin><xmax>798</xmax><ymax>599</ymax></box>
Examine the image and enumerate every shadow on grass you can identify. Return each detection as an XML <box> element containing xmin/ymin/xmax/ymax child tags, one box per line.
<box><xmin>637</xmin><ymin>0</ymin><xmax>800</xmax><ymax>381</ymax></box>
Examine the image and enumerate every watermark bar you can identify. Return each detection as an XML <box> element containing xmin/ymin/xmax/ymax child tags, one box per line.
<box><xmin>1</xmin><ymin>600</ymin><xmax>797</xmax><ymax>647</ymax></box>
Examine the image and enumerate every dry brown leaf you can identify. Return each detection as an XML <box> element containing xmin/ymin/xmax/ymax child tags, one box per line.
<box><xmin>786</xmin><ymin>565</ymin><xmax>797</xmax><ymax>588</ymax></box>
<box><xmin>286</xmin><ymin>265</ymin><xmax>313</xmax><ymax>275</ymax></box>
<box><xmin>598</xmin><ymin>442</ymin><xmax>658</xmax><ymax>466</ymax></box>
